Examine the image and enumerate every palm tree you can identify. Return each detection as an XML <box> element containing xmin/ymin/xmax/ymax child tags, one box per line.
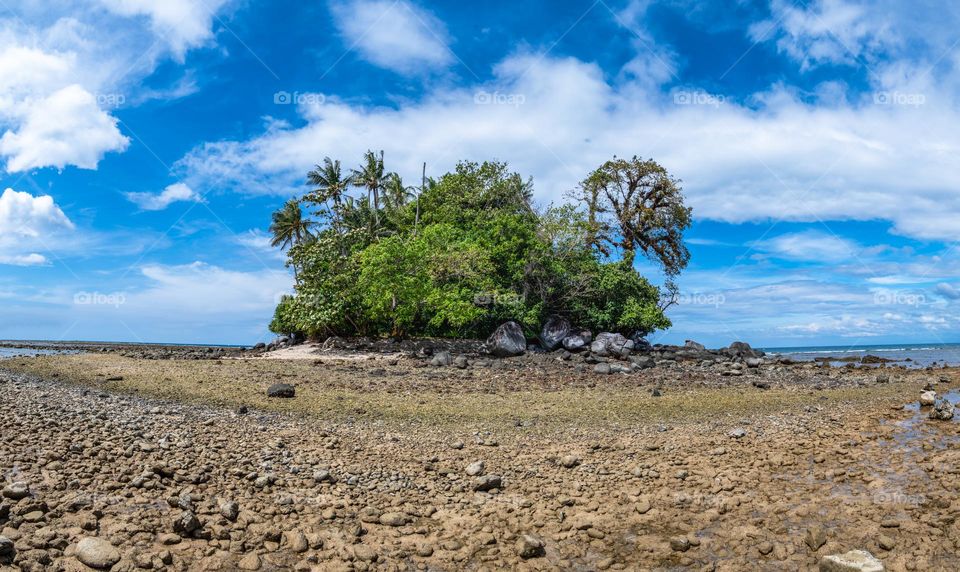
<box><xmin>306</xmin><ymin>157</ymin><xmax>352</xmax><ymax>209</ymax></box>
<box><xmin>269</xmin><ymin>199</ymin><xmax>316</xmax><ymax>250</ymax></box>
<box><xmin>383</xmin><ymin>172</ymin><xmax>414</xmax><ymax>210</ymax></box>
<box><xmin>352</xmin><ymin>150</ymin><xmax>386</xmax><ymax>232</ymax></box>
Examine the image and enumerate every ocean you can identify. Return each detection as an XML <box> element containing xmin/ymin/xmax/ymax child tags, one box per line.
<box><xmin>764</xmin><ymin>343</ymin><xmax>960</xmax><ymax>368</ymax></box>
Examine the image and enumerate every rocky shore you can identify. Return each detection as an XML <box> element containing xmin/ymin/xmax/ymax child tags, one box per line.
<box><xmin>1</xmin><ymin>346</ymin><xmax>959</xmax><ymax>571</ymax></box>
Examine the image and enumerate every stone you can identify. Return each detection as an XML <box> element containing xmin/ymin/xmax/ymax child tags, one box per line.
<box><xmin>819</xmin><ymin>550</ymin><xmax>885</xmax><ymax>572</ymax></box>
<box><xmin>486</xmin><ymin>322</ymin><xmax>527</xmax><ymax>357</ymax></box>
<box><xmin>877</xmin><ymin>535</ymin><xmax>895</xmax><ymax>551</ymax></box>
<box><xmin>75</xmin><ymin>537</ymin><xmax>121</xmax><ymax>570</ymax></box>
<box><xmin>593</xmin><ymin>363</ymin><xmax>611</xmax><ymax>375</ymax></box>
<box><xmin>465</xmin><ymin>461</ymin><xmax>485</xmax><ymax>476</ymax></box>
<box><xmin>283</xmin><ymin>530</ymin><xmax>309</xmax><ymax>553</ymax></box>
<box><xmin>0</xmin><ymin>536</ymin><xmax>13</xmax><ymax>557</ymax></box>
<box><xmin>173</xmin><ymin>511</ymin><xmax>201</xmax><ymax>536</ymax></box>
<box><xmin>590</xmin><ymin>333</ymin><xmax>634</xmax><ymax>358</ymax></box>
<box><xmin>474</xmin><ymin>474</ymin><xmax>502</xmax><ymax>492</ymax></box>
<box><xmin>353</xmin><ymin>545</ymin><xmax>378</xmax><ymax>562</ymax></box>
<box><xmin>430</xmin><ymin>351</ymin><xmax>453</xmax><ymax>367</ymax></box>
<box><xmin>559</xmin><ymin>455</ymin><xmax>581</xmax><ymax>468</ymax></box>
<box><xmin>540</xmin><ymin>316</ymin><xmax>572</xmax><ymax>351</ymax></box>
<box><xmin>562</xmin><ymin>333</ymin><xmax>590</xmax><ymax>352</ymax></box>
<box><xmin>266</xmin><ymin>383</ymin><xmax>295</xmax><ymax>398</ymax></box>
<box><xmin>930</xmin><ymin>398</ymin><xmax>955</xmax><ymax>420</ymax></box>
<box><xmin>379</xmin><ymin>512</ymin><xmax>408</xmax><ymax>527</ymax></box>
<box><xmin>515</xmin><ymin>534</ymin><xmax>545</xmax><ymax>559</ymax></box>
<box><xmin>219</xmin><ymin>500</ymin><xmax>239</xmax><ymax>521</ymax></box>
<box><xmin>684</xmin><ymin>340</ymin><xmax>706</xmax><ymax>351</ymax></box>
<box><xmin>725</xmin><ymin>341</ymin><xmax>762</xmax><ymax>358</ymax></box>
<box><xmin>729</xmin><ymin>428</ymin><xmax>747</xmax><ymax>439</ymax></box>
<box><xmin>237</xmin><ymin>553</ymin><xmax>262</xmax><ymax>570</ymax></box>
<box><xmin>670</xmin><ymin>537</ymin><xmax>691</xmax><ymax>552</ymax></box>
<box><xmin>805</xmin><ymin>526</ymin><xmax>827</xmax><ymax>551</ymax></box>
<box><xmin>919</xmin><ymin>391</ymin><xmax>937</xmax><ymax>406</ymax></box>
<box><xmin>453</xmin><ymin>356</ymin><xmax>469</xmax><ymax>369</ymax></box>
<box><xmin>1</xmin><ymin>482</ymin><xmax>29</xmax><ymax>501</ymax></box>
<box><xmin>314</xmin><ymin>469</ymin><xmax>333</xmax><ymax>483</ymax></box>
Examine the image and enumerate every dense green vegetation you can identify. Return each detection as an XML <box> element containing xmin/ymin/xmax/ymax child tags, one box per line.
<box><xmin>269</xmin><ymin>153</ymin><xmax>691</xmax><ymax>340</ymax></box>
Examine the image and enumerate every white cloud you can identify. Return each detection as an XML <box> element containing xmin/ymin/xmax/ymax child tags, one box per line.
<box><xmin>750</xmin><ymin>0</ymin><xmax>896</xmax><ymax>70</ymax></box>
<box><xmin>754</xmin><ymin>231</ymin><xmax>860</xmax><ymax>263</ymax></box>
<box><xmin>936</xmin><ymin>283</ymin><xmax>960</xmax><ymax>300</ymax></box>
<box><xmin>177</xmin><ymin>50</ymin><xmax>960</xmax><ymax>242</ymax></box>
<box><xmin>0</xmin><ymin>187</ymin><xmax>74</xmax><ymax>266</ymax></box>
<box><xmin>126</xmin><ymin>182</ymin><xmax>202</xmax><ymax>211</ymax></box>
<box><xmin>329</xmin><ymin>0</ymin><xmax>453</xmax><ymax>74</ymax></box>
<box><xmin>0</xmin><ymin>84</ymin><xmax>129</xmax><ymax>172</ymax></box>
<box><xmin>96</xmin><ymin>0</ymin><xmax>230</xmax><ymax>59</ymax></box>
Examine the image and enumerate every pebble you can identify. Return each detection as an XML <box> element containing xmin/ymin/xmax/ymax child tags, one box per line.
<box><xmin>75</xmin><ymin>537</ymin><xmax>121</xmax><ymax>570</ymax></box>
<box><xmin>474</xmin><ymin>474</ymin><xmax>502</xmax><ymax>492</ymax></box>
<box><xmin>465</xmin><ymin>460</ymin><xmax>485</xmax><ymax>476</ymax></box>
<box><xmin>560</xmin><ymin>455</ymin><xmax>581</xmax><ymax>468</ymax></box>
<box><xmin>1</xmin><ymin>482</ymin><xmax>29</xmax><ymax>501</ymax></box>
<box><xmin>819</xmin><ymin>549</ymin><xmax>884</xmax><ymax>572</ymax></box>
<box><xmin>515</xmin><ymin>534</ymin><xmax>545</xmax><ymax>559</ymax></box>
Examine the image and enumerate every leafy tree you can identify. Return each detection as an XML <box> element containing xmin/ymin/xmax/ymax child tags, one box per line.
<box><xmin>574</xmin><ymin>156</ymin><xmax>692</xmax><ymax>276</ymax></box>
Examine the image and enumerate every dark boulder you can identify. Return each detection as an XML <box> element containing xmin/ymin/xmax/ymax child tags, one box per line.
<box><xmin>539</xmin><ymin>316</ymin><xmax>571</xmax><ymax>351</ymax></box>
<box><xmin>267</xmin><ymin>383</ymin><xmax>296</xmax><ymax>398</ymax></box>
<box><xmin>684</xmin><ymin>340</ymin><xmax>706</xmax><ymax>351</ymax></box>
<box><xmin>486</xmin><ymin>322</ymin><xmax>527</xmax><ymax>357</ymax></box>
<box><xmin>724</xmin><ymin>341</ymin><xmax>763</xmax><ymax>358</ymax></box>
<box><xmin>630</xmin><ymin>333</ymin><xmax>653</xmax><ymax>352</ymax></box>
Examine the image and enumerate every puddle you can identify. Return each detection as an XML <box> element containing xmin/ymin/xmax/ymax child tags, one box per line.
<box><xmin>0</xmin><ymin>347</ymin><xmax>79</xmax><ymax>359</ymax></box>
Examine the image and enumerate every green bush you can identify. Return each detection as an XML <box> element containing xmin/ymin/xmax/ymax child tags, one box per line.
<box><xmin>268</xmin><ymin>158</ymin><xmax>685</xmax><ymax>340</ymax></box>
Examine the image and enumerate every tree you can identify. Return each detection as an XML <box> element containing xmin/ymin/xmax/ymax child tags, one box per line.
<box><xmin>352</xmin><ymin>150</ymin><xmax>386</xmax><ymax>233</ymax></box>
<box><xmin>306</xmin><ymin>158</ymin><xmax>352</xmax><ymax>212</ymax></box>
<box><xmin>575</xmin><ymin>156</ymin><xmax>692</xmax><ymax>277</ymax></box>
<box><xmin>269</xmin><ymin>199</ymin><xmax>316</xmax><ymax>250</ymax></box>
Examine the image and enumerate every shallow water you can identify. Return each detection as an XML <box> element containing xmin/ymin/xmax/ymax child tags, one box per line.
<box><xmin>0</xmin><ymin>347</ymin><xmax>75</xmax><ymax>359</ymax></box>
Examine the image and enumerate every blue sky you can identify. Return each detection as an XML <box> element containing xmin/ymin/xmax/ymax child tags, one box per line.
<box><xmin>2</xmin><ymin>0</ymin><xmax>960</xmax><ymax>347</ymax></box>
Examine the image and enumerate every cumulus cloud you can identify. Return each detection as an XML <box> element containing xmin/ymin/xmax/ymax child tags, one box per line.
<box><xmin>329</xmin><ymin>0</ymin><xmax>453</xmax><ymax>74</ymax></box>
<box><xmin>0</xmin><ymin>188</ymin><xmax>74</xmax><ymax>266</ymax></box>
<box><xmin>177</xmin><ymin>50</ymin><xmax>960</xmax><ymax>242</ymax></box>
<box><xmin>0</xmin><ymin>84</ymin><xmax>129</xmax><ymax>172</ymax></box>
<box><xmin>126</xmin><ymin>182</ymin><xmax>202</xmax><ymax>211</ymax></box>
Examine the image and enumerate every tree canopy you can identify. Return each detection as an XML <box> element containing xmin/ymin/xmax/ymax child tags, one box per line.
<box><xmin>269</xmin><ymin>152</ymin><xmax>689</xmax><ymax>340</ymax></box>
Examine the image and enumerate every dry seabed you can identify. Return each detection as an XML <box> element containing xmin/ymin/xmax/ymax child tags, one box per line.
<box><xmin>1</xmin><ymin>359</ymin><xmax>960</xmax><ymax>571</ymax></box>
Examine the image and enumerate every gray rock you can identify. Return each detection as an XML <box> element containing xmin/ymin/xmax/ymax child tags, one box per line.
<box><xmin>1</xmin><ymin>482</ymin><xmax>29</xmax><ymax>501</ymax></box>
<box><xmin>591</xmin><ymin>332</ymin><xmax>634</xmax><ymax>358</ymax></box>
<box><xmin>560</xmin><ymin>455</ymin><xmax>581</xmax><ymax>468</ymax></box>
<box><xmin>314</xmin><ymin>469</ymin><xmax>333</xmax><ymax>483</ymax></box>
<box><xmin>729</xmin><ymin>428</ymin><xmax>747</xmax><ymax>439</ymax></box>
<box><xmin>593</xmin><ymin>363</ymin><xmax>611</xmax><ymax>375</ymax></box>
<box><xmin>453</xmin><ymin>355</ymin><xmax>469</xmax><ymax>369</ymax></box>
<box><xmin>562</xmin><ymin>334</ymin><xmax>589</xmax><ymax>352</ymax></box>
<box><xmin>75</xmin><ymin>537</ymin><xmax>121</xmax><ymax>570</ymax></box>
<box><xmin>540</xmin><ymin>316</ymin><xmax>572</xmax><ymax>351</ymax></box>
<box><xmin>684</xmin><ymin>340</ymin><xmax>706</xmax><ymax>351</ymax></box>
<box><xmin>0</xmin><ymin>536</ymin><xmax>13</xmax><ymax>557</ymax></box>
<box><xmin>430</xmin><ymin>351</ymin><xmax>453</xmax><ymax>367</ymax></box>
<box><xmin>379</xmin><ymin>512</ymin><xmax>408</xmax><ymax>526</ymax></box>
<box><xmin>819</xmin><ymin>549</ymin><xmax>884</xmax><ymax>572</ymax></box>
<box><xmin>465</xmin><ymin>461</ymin><xmax>485</xmax><ymax>476</ymax></box>
<box><xmin>266</xmin><ymin>383</ymin><xmax>295</xmax><ymax>398</ymax></box>
<box><xmin>725</xmin><ymin>341</ymin><xmax>762</xmax><ymax>358</ymax></box>
<box><xmin>474</xmin><ymin>474</ymin><xmax>502</xmax><ymax>492</ymax></box>
<box><xmin>516</xmin><ymin>534</ymin><xmax>545</xmax><ymax>559</ymax></box>
<box><xmin>219</xmin><ymin>500</ymin><xmax>239</xmax><ymax>521</ymax></box>
<box><xmin>173</xmin><ymin>511</ymin><xmax>201</xmax><ymax>536</ymax></box>
<box><xmin>919</xmin><ymin>391</ymin><xmax>936</xmax><ymax>406</ymax></box>
<box><xmin>929</xmin><ymin>398</ymin><xmax>955</xmax><ymax>420</ymax></box>
<box><xmin>486</xmin><ymin>322</ymin><xmax>527</xmax><ymax>358</ymax></box>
